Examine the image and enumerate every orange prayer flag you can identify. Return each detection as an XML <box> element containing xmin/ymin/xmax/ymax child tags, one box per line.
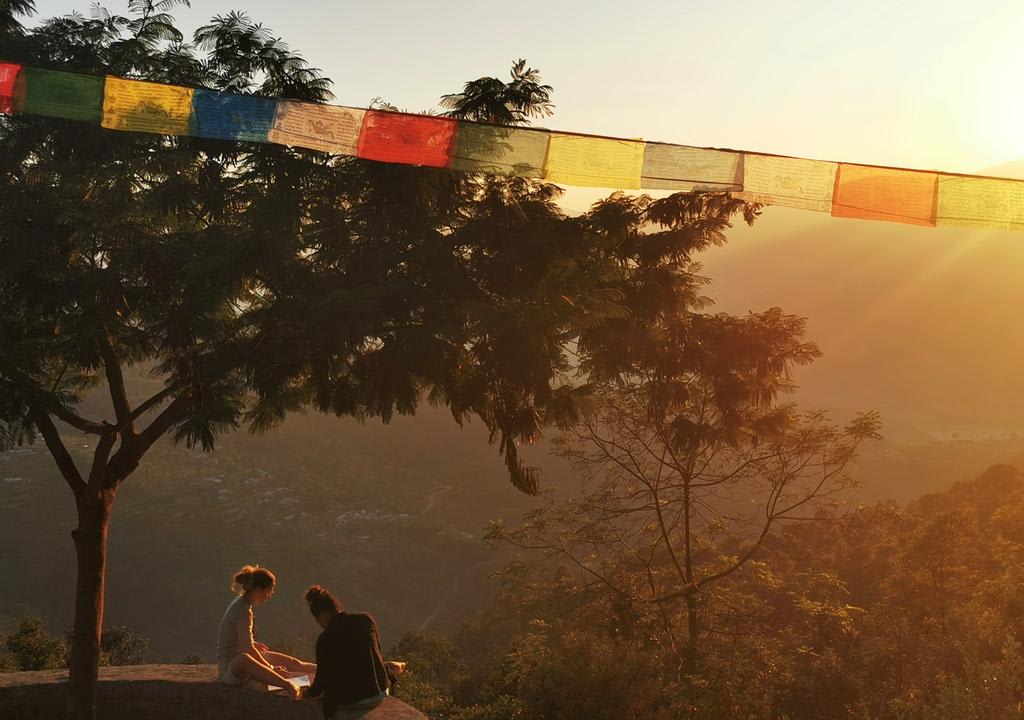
<box><xmin>832</xmin><ymin>164</ymin><xmax>937</xmax><ymax>227</ymax></box>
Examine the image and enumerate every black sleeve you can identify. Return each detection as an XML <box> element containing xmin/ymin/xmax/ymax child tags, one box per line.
<box><xmin>306</xmin><ymin>633</ymin><xmax>327</xmax><ymax>697</ymax></box>
<box><xmin>368</xmin><ymin>614</ymin><xmax>383</xmax><ymax>657</ymax></box>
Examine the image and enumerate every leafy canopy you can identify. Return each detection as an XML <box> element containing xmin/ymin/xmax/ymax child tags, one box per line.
<box><xmin>0</xmin><ymin>1</ymin><xmax>786</xmax><ymax>494</ymax></box>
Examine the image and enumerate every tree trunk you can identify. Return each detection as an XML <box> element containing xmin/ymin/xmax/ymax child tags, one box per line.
<box><xmin>66</xmin><ymin>488</ymin><xmax>115</xmax><ymax>720</ymax></box>
<box><xmin>684</xmin><ymin>592</ymin><xmax>699</xmax><ymax>672</ymax></box>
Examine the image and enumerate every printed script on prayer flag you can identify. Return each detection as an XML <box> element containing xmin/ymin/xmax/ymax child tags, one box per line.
<box><xmin>357</xmin><ymin>111</ymin><xmax>457</xmax><ymax>167</ymax></box>
<box><xmin>190</xmin><ymin>89</ymin><xmax>277</xmax><ymax>142</ymax></box>
<box><xmin>736</xmin><ymin>154</ymin><xmax>838</xmax><ymax>212</ymax></box>
<box><xmin>832</xmin><ymin>164</ymin><xmax>937</xmax><ymax>227</ymax></box>
<box><xmin>101</xmin><ymin>77</ymin><xmax>193</xmax><ymax>136</ymax></box>
<box><xmin>14</xmin><ymin>68</ymin><xmax>104</xmax><ymax>123</ymax></box>
<box><xmin>268</xmin><ymin>101</ymin><xmax>365</xmax><ymax>155</ymax></box>
<box><xmin>449</xmin><ymin>123</ymin><xmax>549</xmax><ymax>177</ymax></box>
<box><xmin>545</xmin><ymin>134</ymin><xmax>644</xmax><ymax>189</ymax></box>
<box><xmin>936</xmin><ymin>174</ymin><xmax>1024</xmax><ymax>230</ymax></box>
<box><xmin>641</xmin><ymin>144</ymin><xmax>743</xmax><ymax>192</ymax></box>
<box><xmin>0</xmin><ymin>62</ymin><xmax>20</xmax><ymax>115</ymax></box>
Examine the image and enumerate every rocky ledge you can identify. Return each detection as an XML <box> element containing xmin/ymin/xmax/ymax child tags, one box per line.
<box><xmin>0</xmin><ymin>664</ymin><xmax>427</xmax><ymax>719</ymax></box>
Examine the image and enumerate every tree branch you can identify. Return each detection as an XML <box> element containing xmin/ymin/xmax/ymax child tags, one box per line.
<box><xmin>48</xmin><ymin>402</ymin><xmax>112</xmax><ymax>436</ymax></box>
<box><xmin>113</xmin><ymin>382</ymin><xmax>183</xmax><ymax>433</ymax></box>
<box><xmin>87</xmin><ymin>433</ymin><xmax>117</xmax><ymax>492</ymax></box>
<box><xmin>27</xmin><ymin>402</ymin><xmax>86</xmax><ymax>496</ymax></box>
<box><xmin>0</xmin><ymin>360</ymin><xmax>109</xmax><ymax>435</ymax></box>
<box><xmin>104</xmin><ymin>395</ymin><xmax>189</xmax><ymax>489</ymax></box>
<box><xmin>98</xmin><ymin>333</ymin><xmax>133</xmax><ymax>431</ymax></box>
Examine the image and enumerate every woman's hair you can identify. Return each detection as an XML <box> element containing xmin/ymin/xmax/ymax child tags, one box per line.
<box><xmin>304</xmin><ymin>584</ymin><xmax>342</xmax><ymax>616</ymax></box>
<box><xmin>231</xmin><ymin>565</ymin><xmax>276</xmax><ymax>594</ymax></box>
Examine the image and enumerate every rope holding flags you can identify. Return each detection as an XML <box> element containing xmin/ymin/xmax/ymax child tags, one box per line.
<box><xmin>3</xmin><ymin>60</ymin><xmax>1024</xmax><ymax>232</ymax></box>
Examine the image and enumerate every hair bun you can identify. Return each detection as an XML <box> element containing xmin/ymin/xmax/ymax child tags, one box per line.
<box><xmin>232</xmin><ymin>564</ymin><xmax>275</xmax><ymax>594</ymax></box>
<box><xmin>304</xmin><ymin>585</ymin><xmax>328</xmax><ymax>602</ymax></box>
<box><xmin>304</xmin><ymin>584</ymin><xmax>342</xmax><ymax>616</ymax></box>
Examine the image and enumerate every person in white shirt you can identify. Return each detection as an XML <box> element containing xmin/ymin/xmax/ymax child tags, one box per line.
<box><xmin>216</xmin><ymin>564</ymin><xmax>316</xmax><ymax>700</ymax></box>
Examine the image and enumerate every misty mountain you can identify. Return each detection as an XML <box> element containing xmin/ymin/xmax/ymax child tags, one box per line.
<box><xmin>698</xmin><ymin>159</ymin><xmax>1024</xmax><ymax>441</ymax></box>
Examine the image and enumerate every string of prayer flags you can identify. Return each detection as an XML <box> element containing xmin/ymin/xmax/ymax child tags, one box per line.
<box><xmin>5</xmin><ymin>60</ymin><xmax>1024</xmax><ymax>233</ymax></box>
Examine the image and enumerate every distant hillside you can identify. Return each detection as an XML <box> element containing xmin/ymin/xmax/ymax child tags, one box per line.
<box><xmin>0</xmin><ymin>400</ymin><xmax>569</xmax><ymax>662</ymax></box>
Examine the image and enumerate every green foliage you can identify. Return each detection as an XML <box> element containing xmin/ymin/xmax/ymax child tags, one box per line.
<box><xmin>0</xmin><ymin>619</ymin><xmax>150</xmax><ymax>671</ymax></box>
<box><xmin>387</xmin><ymin>632</ymin><xmax>470</xmax><ymax>720</ymax></box>
<box><xmin>440</xmin><ymin>59</ymin><xmax>553</xmax><ymax>124</ymax></box>
<box><xmin>99</xmin><ymin>625</ymin><xmax>148</xmax><ymax>666</ymax></box>
<box><xmin>1</xmin><ymin>617</ymin><xmax>67</xmax><ymax>671</ymax></box>
<box><xmin>389</xmin><ymin>631</ymin><xmax>468</xmax><ymax>694</ymax></box>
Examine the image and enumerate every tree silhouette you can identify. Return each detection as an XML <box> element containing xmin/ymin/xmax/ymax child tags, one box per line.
<box><xmin>1</xmin><ymin>2</ymin><xmax>765</xmax><ymax>718</ymax></box>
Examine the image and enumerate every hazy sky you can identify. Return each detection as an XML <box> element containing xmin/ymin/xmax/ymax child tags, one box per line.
<box><xmin>27</xmin><ymin>0</ymin><xmax>1024</xmax><ymax>178</ymax></box>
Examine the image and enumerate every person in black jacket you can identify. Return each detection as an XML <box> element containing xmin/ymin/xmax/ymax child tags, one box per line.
<box><xmin>302</xmin><ymin>584</ymin><xmax>407</xmax><ymax>717</ymax></box>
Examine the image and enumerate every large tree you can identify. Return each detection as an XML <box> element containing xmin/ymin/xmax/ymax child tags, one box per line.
<box><xmin>3</xmin><ymin>2</ymin><xmax>773</xmax><ymax>718</ymax></box>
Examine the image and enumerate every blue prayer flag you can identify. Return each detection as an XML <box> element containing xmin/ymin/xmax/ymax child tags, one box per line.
<box><xmin>190</xmin><ymin>89</ymin><xmax>277</xmax><ymax>142</ymax></box>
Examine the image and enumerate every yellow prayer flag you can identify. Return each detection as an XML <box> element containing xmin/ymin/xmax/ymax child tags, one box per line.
<box><xmin>268</xmin><ymin>101</ymin><xmax>365</xmax><ymax>155</ymax></box>
<box><xmin>641</xmin><ymin>144</ymin><xmax>742</xmax><ymax>191</ymax></box>
<box><xmin>101</xmin><ymin>77</ymin><xmax>193</xmax><ymax>135</ymax></box>
<box><xmin>832</xmin><ymin>164</ymin><xmax>937</xmax><ymax>226</ymax></box>
<box><xmin>545</xmin><ymin>134</ymin><xmax>644</xmax><ymax>189</ymax></box>
<box><xmin>935</xmin><ymin>174</ymin><xmax>1024</xmax><ymax>230</ymax></box>
<box><xmin>736</xmin><ymin>154</ymin><xmax>837</xmax><ymax>212</ymax></box>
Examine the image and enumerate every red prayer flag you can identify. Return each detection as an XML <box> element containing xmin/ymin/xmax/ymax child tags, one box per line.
<box><xmin>356</xmin><ymin>111</ymin><xmax>456</xmax><ymax>167</ymax></box>
<box><xmin>0</xmin><ymin>62</ymin><xmax>22</xmax><ymax>115</ymax></box>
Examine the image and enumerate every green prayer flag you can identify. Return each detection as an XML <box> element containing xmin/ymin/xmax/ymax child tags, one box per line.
<box><xmin>449</xmin><ymin>124</ymin><xmax>549</xmax><ymax>177</ymax></box>
<box><xmin>16</xmin><ymin>68</ymin><xmax>104</xmax><ymax>123</ymax></box>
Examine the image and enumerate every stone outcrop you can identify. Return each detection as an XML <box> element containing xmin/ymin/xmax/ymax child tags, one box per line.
<box><xmin>0</xmin><ymin>664</ymin><xmax>427</xmax><ymax>719</ymax></box>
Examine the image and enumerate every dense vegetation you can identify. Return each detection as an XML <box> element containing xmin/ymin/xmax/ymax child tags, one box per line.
<box><xmin>389</xmin><ymin>464</ymin><xmax>1024</xmax><ymax>720</ymax></box>
<box><xmin>6</xmin><ymin>462</ymin><xmax>1021</xmax><ymax>719</ymax></box>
